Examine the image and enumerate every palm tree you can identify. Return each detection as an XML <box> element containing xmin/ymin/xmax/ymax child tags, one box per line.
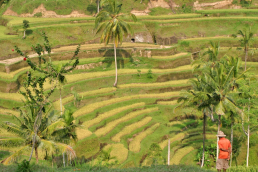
<box><xmin>232</xmin><ymin>27</ymin><xmax>254</xmax><ymax>71</ymax></box>
<box><xmin>177</xmin><ymin>74</ymin><xmax>213</xmax><ymax>168</ymax></box>
<box><xmin>192</xmin><ymin>41</ymin><xmax>220</xmax><ymax>71</ymax></box>
<box><xmin>0</xmin><ymin>105</ymin><xmax>76</xmax><ymax>165</ymax></box>
<box><xmin>95</xmin><ymin>0</ymin><xmax>137</xmax><ymax>87</ymax></box>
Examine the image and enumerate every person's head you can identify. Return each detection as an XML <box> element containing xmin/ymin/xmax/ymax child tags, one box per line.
<box><xmin>216</xmin><ymin>130</ymin><xmax>226</xmax><ymax>138</ymax></box>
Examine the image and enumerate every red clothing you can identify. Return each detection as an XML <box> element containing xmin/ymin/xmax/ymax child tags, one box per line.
<box><xmin>218</xmin><ymin>137</ymin><xmax>231</xmax><ymax>159</ymax></box>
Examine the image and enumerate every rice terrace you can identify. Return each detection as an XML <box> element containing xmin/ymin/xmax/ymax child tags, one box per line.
<box><xmin>0</xmin><ymin>0</ymin><xmax>258</xmax><ymax>171</ymax></box>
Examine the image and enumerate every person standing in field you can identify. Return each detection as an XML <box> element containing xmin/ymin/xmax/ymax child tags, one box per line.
<box><xmin>216</xmin><ymin>131</ymin><xmax>232</xmax><ymax>172</ymax></box>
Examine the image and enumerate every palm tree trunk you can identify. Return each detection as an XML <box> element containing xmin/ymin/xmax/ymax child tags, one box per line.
<box><xmin>246</xmin><ymin>102</ymin><xmax>250</xmax><ymax>167</ymax></box>
<box><xmin>113</xmin><ymin>42</ymin><xmax>118</xmax><ymax>87</ymax></box>
<box><xmin>97</xmin><ymin>0</ymin><xmax>100</xmax><ymax>13</ymax></box>
<box><xmin>230</xmin><ymin>121</ymin><xmax>233</xmax><ymax>167</ymax></box>
<box><xmin>28</xmin><ymin>106</ymin><xmax>43</xmax><ymax>162</ymax></box>
<box><xmin>60</xmin><ymin>88</ymin><xmax>62</xmax><ymax>115</ymax></box>
<box><xmin>244</xmin><ymin>47</ymin><xmax>248</xmax><ymax>71</ymax></box>
<box><xmin>201</xmin><ymin>112</ymin><xmax>206</xmax><ymax>168</ymax></box>
<box><xmin>23</xmin><ymin>30</ymin><xmax>26</xmax><ymax>39</ymax></box>
<box><xmin>216</xmin><ymin>115</ymin><xmax>221</xmax><ymax>160</ymax></box>
<box><xmin>63</xmin><ymin>152</ymin><xmax>65</xmax><ymax>167</ymax></box>
<box><xmin>35</xmin><ymin>147</ymin><xmax>38</xmax><ymax>164</ymax></box>
<box><xmin>168</xmin><ymin>139</ymin><xmax>170</xmax><ymax>165</ymax></box>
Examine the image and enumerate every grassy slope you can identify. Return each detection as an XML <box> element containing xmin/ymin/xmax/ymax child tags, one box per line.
<box><xmin>1</xmin><ymin>9</ymin><xmax>258</xmax><ymax>170</ymax></box>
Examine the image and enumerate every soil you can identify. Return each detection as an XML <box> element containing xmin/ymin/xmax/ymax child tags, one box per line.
<box><xmin>193</xmin><ymin>0</ymin><xmax>235</xmax><ymax>10</ymax></box>
<box><xmin>3</xmin><ymin>4</ymin><xmax>91</xmax><ymax>18</ymax></box>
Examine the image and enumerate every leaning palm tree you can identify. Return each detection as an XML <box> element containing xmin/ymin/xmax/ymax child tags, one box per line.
<box><xmin>95</xmin><ymin>0</ymin><xmax>137</xmax><ymax>87</ymax></box>
<box><xmin>0</xmin><ymin>105</ymin><xmax>76</xmax><ymax>165</ymax></box>
<box><xmin>232</xmin><ymin>27</ymin><xmax>254</xmax><ymax>71</ymax></box>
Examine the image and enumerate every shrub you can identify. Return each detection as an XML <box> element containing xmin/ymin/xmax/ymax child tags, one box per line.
<box><xmin>33</xmin><ymin>12</ymin><xmax>42</xmax><ymax>17</ymax></box>
<box><xmin>147</xmin><ymin>69</ymin><xmax>153</xmax><ymax>79</ymax></box>
<box><xmin>228</xmin><ymin>166</ymin><xmax>258</xmax><ymax>172</ymax></box>
<box><xmin>0</xmin><ymin>17</ymin><xmax>8</xmax><ymax>26</ymax></box>
<box><xmin>16</xmin><ymin>159</ymin><xmax>32</xmax><ymax>172</ymax></box>
<box><xmin>180</xmin><ymin>41</ymin><xmax>190</xmax><ymax>47</ymax></box>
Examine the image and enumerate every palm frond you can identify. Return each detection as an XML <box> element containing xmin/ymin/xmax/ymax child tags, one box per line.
<box><xmin>1</xmin><ymin>145</ymin><xmax>30</xmax><ymax>165</ymax></box>
<box><xmin>0</xmin><ymin>138</ymin><xmax>26</xmax><ymax>147</ymax></box>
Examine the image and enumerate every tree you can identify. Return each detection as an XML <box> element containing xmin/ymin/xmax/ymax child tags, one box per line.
<box><xmin>236</xmin><ymin>76</ymin><xmax>258</xmax><ymax>167</ymax></box>
<box><xmin>12</xmin><ymin>32</ymin><xmax>80</xmax><ymax>163</ymax></box>
<box><xmin>95</xmin><ymin>0</ymin><xmax>137</xmax><ymax>87</ymax></box>
<box><xmin>220</xmin><ymin>55</ymin><xmax>243</xmax><ymax>166</ymax></box>
<box><xmin>178</xmin><ymin>48</ymin><xmax>245</xmax><ymax>167</ymax></box>
<box><xmin>232</xmin><ymin>27</ymin><xmax>254</xmax><ymax>71</ymax></box>
<box><xmin>51</xmin><ymin>110</ymin><xmax>78</xmax><ymax>144</ymax></box>
<box><xmin>0</xmin><ymin>106</ymin><xmax>76</xmax><ymax>165</ymax></box>
<box><xmin>178</xmin><ymin>41</ymin><xmax>221</xmax><ymax>167</ymax></box>
<box><xmin>177</xmin><ymin>75</ymin><xmax>213</xmax><ymax>168</ymax></box>
<box><xmin>22</xmin><ymin>20</ymin><xmax>29</xmax><ymax>39</ymax></box>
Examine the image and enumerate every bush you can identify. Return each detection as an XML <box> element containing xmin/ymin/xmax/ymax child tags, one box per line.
<box><xmin>240</xmin><ymin>0</ymin><xmax>252</xmax><ymax>7</ymax></box>
<box><xmin>16</xmin><ymin>159</ymin><xmax>32</xmax><ymax>172</ymax></box>
<box><xmin>147</xmin><ymin>69</ymin><xmax>153</xmax><ymax>79</ymax></box>
<box><xmin>228</xmin><ymin>166</ymin><xmax>258</xmax><ymax>172</ymax></box>
<box><xmin>33</xmin><ymin>12</ymin><xmax>42</xmax><ymax>17</ymax></box>
<box><xmin>180</xmin><ymin>41</ymin><xmax>190</xmax><ymax>47</ymax></box>
<box><xmin>0</xmin><ymin>17</ymin><xmax>8</xmax><ymax>26</ymax></box>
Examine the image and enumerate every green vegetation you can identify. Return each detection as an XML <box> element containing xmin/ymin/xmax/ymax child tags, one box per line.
<box><xmin>1</xmin><ymin>2</ymin><xmax>258</xmax><ymax>171</ymax></box>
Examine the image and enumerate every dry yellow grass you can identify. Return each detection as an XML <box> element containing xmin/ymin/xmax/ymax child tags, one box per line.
<box><xmin>76</xmin><ymin>128</ymin><xmax>92</xmax><ymax>140</ymax></box>
<box><xmin>112</xmin><ymin>116</ymin><xmax>152</xmax><ymax>142</ymax></box>
<box><xmin>157</xmin><ymin>100</ymin><xmax>178</xmax><ymax>105</ymax></box>
<box><xmin>170</xmin><ymin>146</ymin><xmax>194</xmax><ymax>165</ymax></box>
<box><xmin>117</xmin><ymin>79</ymin><xmax>189</xmax><ymax>89</ymax></box>
<box><xmin>159</xmin><ymin>133</ymin><xmax>186</xmax><ymax>149</ymax></box>
<box><xmin>0</xmin><ymin>108</ymin><xmax>19</xmax><ymax>116</ymax></box>
<box><xmin>83</xmin><ymin>102</ymin><xmax>145</xmax><ymax>129</ymax></box>
<box><xmin>0</xmin><ymin>93</ymin><xmax>25</xmax><ymax>102</ymax></box>
<box><xmin>94</xmin><ymin>107</ymin><xmax>158</xmax><ymax>137</ymax></box>
<box><xmin>0</xmin><ymin>67</ymin><xmax>30</xmax><ymax>80</ymax></box>
<box><xmin>52</xmin><ymin>87</ymin><xmax>117</xmax><ymax>111</ymax></box>
<box><xmin>53</xmin><ymin>42</ymin><xmax>160</xmax><ymax>52</ymax></box>
<box><xmin>129</xmin><ymin>123</ymin><xmax>160</xmax><ymax>153</ymax></box>
<box><xmin>151</xmin><ymin>53</ymin><xmax>189</xmax><ymax>59</ymax></box>
<box><xmin>65</xmin><ymin>68</ymin><xmax>191</xmax><ymax>84</ymax></box>
<box><xmin>73</xmin><ymin>92</ymin><xmax>179</xmax><ymax>118</ymax></box>
<box><xmin>40</xmin><ymin>67</ymin><xmax>192</xmax><ymax>91</ymax></box>
<box><xmin>102</xmin><ymin>144</ymin><xmax>128</xmax><ymax>163</ymax></box>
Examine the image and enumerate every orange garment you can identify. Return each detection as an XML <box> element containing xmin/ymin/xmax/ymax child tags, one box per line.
<box><xmin>218</xmin><ymin>137</ymin><xmax>231</xmax><ymax>159</ymax></box>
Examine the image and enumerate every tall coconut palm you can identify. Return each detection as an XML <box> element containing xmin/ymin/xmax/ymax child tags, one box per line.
<box><xmin>232</xmin><ymin>27</ymin><xmax>254</xmax><ymax>71</ymax></box>
<box><xmin>95</xmin><ymin>0</ymin><xmax>137</xmax><ymax>87</ymax></box>
<box><xmin>192</xmin><ymin>41</ymin><xmax>220</xmax><ymax>72</ymax></box>
<box><xmin>0</xmin><ymin>105</ymin><xmax>76</xmax><ymax>165</ymax></box>
<box><xmin>203</xmin><ymin>59</ymin><xmax>245</xmax><ymax>160</ymax></box>
<box><xmin>177</xmin><ymin>74</ymin><xmax>214</xmax><ymax>167</ymax></box>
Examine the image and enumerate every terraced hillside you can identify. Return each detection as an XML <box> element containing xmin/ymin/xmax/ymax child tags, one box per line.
<box><xmin>0</xmin><ymin>7</ymin><xmax>258</xmax><ymax>169</ymax></box>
